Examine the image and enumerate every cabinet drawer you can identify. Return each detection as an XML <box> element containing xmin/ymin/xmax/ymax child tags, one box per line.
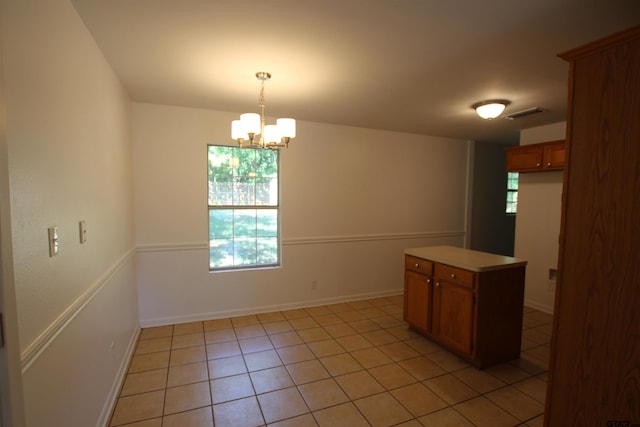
<box><xmin>436</xmin><ymin>263</ymin><xmax>475</xmax><ymax>288</ymax></box>
<box><xmin>405</xmin><ymin>255</ymin><xmax>433</xmax><ymax>275</ymax></box>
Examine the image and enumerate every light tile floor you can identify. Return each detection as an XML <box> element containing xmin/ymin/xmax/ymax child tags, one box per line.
<box><xmin>109</xmin><ymin>296</ymin><xmax>551</xmax><ymax>427</ymax></box>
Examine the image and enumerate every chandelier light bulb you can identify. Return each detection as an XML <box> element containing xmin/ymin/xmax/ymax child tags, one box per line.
<box><xmin>231</xmin><ymin>120</ymin><xmax>246</xmax><ymax>141</ymax></box>
<box><xmin>277</xmin><ymin>118</ymin><xmax>296</xmax><ymax>138</ymax></box>
<box><xmin>264</xmin><ymin>125</ymin><xmax>280</xmax><ymax>144</ymax></box>
<box><xmin>240</xmin><ymin>113</ymin><xmax>260</xmax><ymax>135</ymax></box>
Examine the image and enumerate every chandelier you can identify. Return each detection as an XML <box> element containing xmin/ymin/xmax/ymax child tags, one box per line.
<box><xmin>231</xmin><ymin>71</ymin><xmax>296</xmax><ymax>149</ymax></box>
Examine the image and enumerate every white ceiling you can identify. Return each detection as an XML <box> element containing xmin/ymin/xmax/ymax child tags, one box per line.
<box><xmin>71</xmin><ymin>0</ymin><xmax>640</xmax><ymax>145</ymax></box>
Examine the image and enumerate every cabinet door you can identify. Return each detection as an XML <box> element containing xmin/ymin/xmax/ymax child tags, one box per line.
<box><xmin>506</xmin><ymin>145</ymin><xmax>543</xmax><ymax>172</ymax></box>
<box><xmin>542</xmin><ymin>140</ymin><xmax>566</xmax><ymax>170</ymax></box>
<box><xmin>404</xmin><ymin>271</ymin><xmax>431</xmax><ymax>334</ymax></box>
<box><xmin>506</xmin><ymin>140</ymin><xmax>566</xmax><ymax>172</ymax></box>
<box><xmin>432</xmin><ymin>280</ymin><xmax>474</xmax><ymax>355</ymax></box>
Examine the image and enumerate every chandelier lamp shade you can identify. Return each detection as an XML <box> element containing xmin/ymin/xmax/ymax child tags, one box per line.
<box><xmin>231</xmin><ymin>72</ymin><xmax>296</xmax><ymax>149</ymax></box>
<box><xmin>471</xmin><ymin>99</ymin><xmax>511</xmax><ymax>120</ymax></box>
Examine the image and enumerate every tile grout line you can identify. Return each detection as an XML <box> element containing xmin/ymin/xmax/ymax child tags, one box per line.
<box><xmin>201</xmin><ymin>325</ymin><xmax>215</xmax><ymax>427</ymax></box>
<box><xmin>114</xmin><ymin>297</ymin><xmax>549</xmax><ymax>426</ymax></box>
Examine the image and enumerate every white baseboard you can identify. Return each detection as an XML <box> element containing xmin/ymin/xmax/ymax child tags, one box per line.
<box><xmin>141</xmin><ymin>288</ymin><xmax>404</xmax><ymax>328</ymax></box>
<box><xmin>97</xmin><ymin>327</ymin><xmax>140</xmax><ymax>427</ymax></box>
<box><xmin>524</xmin><ymin>298</ymin><xmax>554</xmax><ymax>314</ymax></box>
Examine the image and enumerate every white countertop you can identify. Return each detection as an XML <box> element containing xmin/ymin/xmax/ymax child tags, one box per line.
<box><xmin>405</xmin><ymin>245</ymin><xmax>527</xmax><ymax>272</ymax></box>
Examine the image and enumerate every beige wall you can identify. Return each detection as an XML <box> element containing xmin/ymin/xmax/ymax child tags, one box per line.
<box><xmin>516</xmin><ymin>122</ymin><xmax>566</xmax><ymax>313</ymax></box>
<box><xmin>2</xmin><ymin>0</ymin><xmax>139</xmax><ymax>425</ymax></box>
<box><xmin>133</xmin><ymin>103</ymin><xmax>471</xmax><ymax>326</ymax></box>
<box><xmin>0</xmin><ymin>0</ymin><xmax>27</xmax><ymax>424</ymax></box>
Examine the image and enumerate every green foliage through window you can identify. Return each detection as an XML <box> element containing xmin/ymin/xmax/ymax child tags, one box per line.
<box><xmin>208</xmin><ymin>145</ymin><xmax>279</xmax><ymax>270</ymax></box>
<box><xmin>506</xmin><ymin>172</ymin><xmax>519</xmax><ymax>214</ymax></box>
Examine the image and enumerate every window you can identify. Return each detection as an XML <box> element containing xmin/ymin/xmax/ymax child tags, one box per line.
<box><xmin>207</xmin><ymin>145</ymin><xmax>279</xmax><ymax>270</ymax></box>
<box><xmin>506</xmin><ymin>172</ymin><xmax>519</xmax><ymax>214</ymax></box>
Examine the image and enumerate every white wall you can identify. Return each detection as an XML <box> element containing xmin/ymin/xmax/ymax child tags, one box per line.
<box><xmin>2</xmin><ymin>0</ymin><xmax>139</xmax><ymax>425</ymax></box>
<box><xmin>515</xmin><ymin>122</ymin><xmax>566</xmax><ymax>313</ymax></box>
<box><xmin>133</xmin><ymin>103</ymin><xmax>471</xmax><ymax>326</ymax></box>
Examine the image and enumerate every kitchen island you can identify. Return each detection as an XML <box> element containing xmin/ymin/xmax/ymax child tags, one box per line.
<box><xmin>404</xmin><ymin>245</ymin><xmax>527</xmax><ymax>368</ymax></box>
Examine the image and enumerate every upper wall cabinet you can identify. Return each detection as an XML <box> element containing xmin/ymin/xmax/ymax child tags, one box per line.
<box><xmin>505</xmin><ymin>140</ymin><xmax>566</xmax><ymax>172</ymax></box>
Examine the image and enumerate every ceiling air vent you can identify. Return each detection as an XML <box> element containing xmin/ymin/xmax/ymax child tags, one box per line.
<box><xmin>504</xmin><ymin>107</ymin><xmax>543</xmax><ymax>120</ymax></box>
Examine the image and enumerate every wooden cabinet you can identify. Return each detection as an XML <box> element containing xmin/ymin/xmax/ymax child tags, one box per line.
<box><xmin>545</xmin><ymin>26</ymin><xmax>640</xmax><ymax>426</ymax></box>
<box><xmin>505</xmin><ymin>140</ymin><xmax>566</xmax><ymax>172</ymax></box>
<box><xmin>432</xmin><ymin>268</ymin><xmax>474</xmax><ymax>355</ymax></box>
<box><xmin>403</xmin><ymin>246</ymin><xmax>526</xmax><ymax>368</ymax></box>
<box><xmin>403</xmin><ymin>255</ymin><xmax>433</xmax><ymax>334</ymax></box>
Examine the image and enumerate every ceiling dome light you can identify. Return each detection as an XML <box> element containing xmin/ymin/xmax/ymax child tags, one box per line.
<box><xmin>472</xmin><ymin>99</ymin><xmax>511</xmax><ymax>120</ymax></box>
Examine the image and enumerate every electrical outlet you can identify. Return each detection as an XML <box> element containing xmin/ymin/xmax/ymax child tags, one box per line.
<box><xmin>311</xmin><ymin>280</ymin><xmax>318</xmax><ymax>290</ymax></box>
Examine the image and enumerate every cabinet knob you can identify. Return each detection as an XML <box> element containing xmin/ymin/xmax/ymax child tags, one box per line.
<box><xmin>547</xmin><ymin>162</ymin><xmax>552</xmax><ymax>166</ymax></box>
<box><xmin>427</xmin><ymin>278</ymin><xmax>431</xmax><ymax>284</ymax></box>
<box><xmin>414</xmin><ymin>263</ymin><xmax>420</xmax><ymax>268</ymax></box>
<box><xmin>435</xmin><ymin>282</ymin><xmax>440</xmax><ymax>287</ymax></box>
<box><xmin>536</xmin><ymin>162</ymin><xmax>541</xmax><ymax>167</ymax></box>
<box><xmin>450</xmin><ymin>273</ymin><xmax>456</xmax><ymax>279</ymax></box>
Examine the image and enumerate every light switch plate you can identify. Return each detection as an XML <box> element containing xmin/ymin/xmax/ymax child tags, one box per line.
<box><xmin>79</xmin><ymin>220</ymin><xmax>87</xmax><ymax>244</ymax></box>
<box><xmin>48</xmin><ymin>226</ymin><xmax>59</xmax><ymax>257</ymax></box>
